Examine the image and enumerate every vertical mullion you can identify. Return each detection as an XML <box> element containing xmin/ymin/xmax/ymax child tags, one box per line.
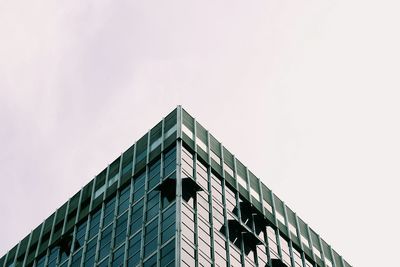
<box><xmin>33</xmin><ymin>221</ymin><xmax>45</xmax><ymax>266</ymax></box>
<box><xmin>206</xmin><ymin>131</ymin><xmax>217</xmax><ymax>267</ymax></box>
<box><xmin>122</xmin><ymin>172</ymin><xmax>134</xmax><ymax>267</ymax></box>
<box><xmin>220</xmin><ymin>145</ymin><xmax>231</xmax><ymax>267</ymax></box>
<box><xmin>21</xmin><ymin>230</ymin><xmax>33</xmax><ymax>267</ymax></box>
<box><xmin>80</xmin><ymin>176</ymin><xmax>97</xmax><ymax>267</ymax></box>
<box><xmin>193</xmin><ymin>118</ymin><xmax>199</xmax><ymax>267</ymax></box>
<box><xmin>175</xmin><ymin>105</ymin><xmax>182</xmax><ymax>267</ymax></box>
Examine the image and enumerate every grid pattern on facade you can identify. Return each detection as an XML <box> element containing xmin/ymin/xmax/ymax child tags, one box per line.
<box><xmin>0</xmin><ymin>106</ymin><xmax>351</xmax><ymax>267</ymax></box>
<box><xmin>180</xmin><ymin>145</ymin><xmax>318</xmax><ymax>267</ymax></box>
<box><xmin>179</xmin><ymin>107</ymin><xmax>351</xmax><ymax>267</ymax></box>
<box><xmin>24</xmin><ymin>146</ymin><xmax>176</xmax><ymax>267</ymax></box>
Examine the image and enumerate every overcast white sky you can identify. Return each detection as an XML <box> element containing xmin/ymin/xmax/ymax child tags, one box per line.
<box><xmin>1</xmin><ymin>0</ymin><xmax>399</xmax><ymax>266</ymax></box>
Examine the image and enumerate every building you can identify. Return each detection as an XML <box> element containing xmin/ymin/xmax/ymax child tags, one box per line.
<box><xmin>0</xmin><ymin>106</ymin><xmax>351</xmax><ymax>267</ymax></box>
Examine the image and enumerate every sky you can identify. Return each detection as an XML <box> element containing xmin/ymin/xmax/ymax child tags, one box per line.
<box><xmin>0</xmin><ymin>0</ymin><xmax>399</xmax><ymax>266</ymax></box>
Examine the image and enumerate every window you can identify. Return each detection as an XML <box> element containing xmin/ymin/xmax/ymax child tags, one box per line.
<box><xmin>114</xmin><ymin>213</ymin><xmax>128</xmax><ymax>247</ymax></box>
<box><xmin>111</xmin><ymin>245</ymin><xmax>125</xmax><ymax>267</ymax></box>
<box><xmin>71</xmin><ymin>249</ymin><xmax>82</xmax><ymax>267</ymax></box>
<box><xmin>150</xmin><ymin>137</ymin><xmax>161</xmax><ymax>151</ymax></box>
<box><xmin>164</xmin><ymin>124</ymin><xmax>177</xmax><ymax>139</ymax></box>
<box><xmin>289</xmin><ymin>222</ymin><xmax>297</xmax><ymax>237</ymax></box>
<box><xmin>196</xmin><ymin>137</ymin><xmax>207</xmax><ymax>152</ymax></box>
<box><xmin>160</xmin><ymin>240</ymin><xmax>175</xmax><ymax>266</ymax></box>
<box><xmin>237</xmin><ymin>174</ymin><xmax>247</xmax><ymax>189</ymax></box>
<box><xmin>182</xmin><ymin>124</ymin><xmax>193</xmax><ymax>139</ymax></box>
<box><xmin>94</xmin><ymin>184</ymin><xmax>106</xmax><ymax>199</ymax></box>
<box><xmin>224</xmin><ymin>163</ymin><xmax>234</xmax><ymax>177</ymax></box>
<box><xmin>267</xmin><ymin>227</ymin><xmax>279</xmax><ymax>259</ymax></box>
<box><xmin>210</xmin><ymin>150</ymin><xmax>221</xmax><ymax>164</ymax></box>
<box><xmin>161</xmin><ymin>204</ymin><xmax>176</xmax><ymax>243</ymax></box>
<box><xmin>84</xmin><ymin>238</ymin><xmax>97</xmax><ymax>266</ymax></box>
<box><xmin>146</xmin><ymin>190</ymin><xmax>160</xmax><ymax>218</ymax></box>
<box><xmin>74</xmin><ymin>221</ymin><xmax>87</xmax><ymax>250</ymax></box>
<box><xmin>280</xmin><ymin>236</ymin><xmax>291</xmax><ymax>266</ymax></box>
<box><xmin>127</xmin><ymin>232</ymin><xmax>141</xmax><ymax>266</ymax></box>
<box><xmin>313</xmin><ymin>245</ymin><xmax>322</xmax><ymax>260</ymax></box>
<box><xmin>163</xmin><ymin>147</ymin><xmax>176</xmax><ymax>177</ymax></box>
<box><xmin>133</xmin><ymin>172</ymin><xmax>145</xmax><ymax>202</ymax></box>
<box><xmin>293</xmin><ymin>247</ymin><xmax>303</xmax><ymax>267</ymax></box>
<box><xmin>108</xmin><ymin>173</ymin><xmax>119</xmax><ymax>187</ymax></box>
<box><xmin>103</xmin><ymin>196</ymin><xmax>116</xmax><ymax>227</ymax></box>
<box><xmin>225</xmin><ymin>185</ymin><xmax>237</xmax><ymax>216</ymax></box>
<box><xmin>181</xmin><ymin>147</ymin><xmax>193</xmax><ymax>178</ymax></box>
<box><xmin>250</xmin><ymin>187</ymin><xmax>260</xmax><ymax>202</ymax></box>
<box><xmin>144</xmin><ymin>219</ymin><xmax>158</xmax><ymax>257</ymax></box>
<box><xmin>263</xmin><ymin>199</ymin><xmax>273</xmax><ymax>214</ymax></box>
<box><xmin>117</xmin><ymin>186</ymin><xmax>130</xmax><ymax>215</ymax></box>
<box><xmin>276</xmin><ymin>211</ymin><xmax>285</xmax><ymax>225</ymax></box>
<box><xmin>148</xmin><ymin>160</ymin><xmax>161</xmax><ymax>190</ymax></box>
<box><xmin>98</xmin><ymin>225</ymin><xmax>113</xmax><ymax>261</ymax></box>
<box><xmin>88</xmin><ymin>209</ymin><xmax>101</xmax><ymax>239</ymax></box>
<box><xmin>130</xmin><ymin>199</ymin><xmax>144</xmax><ymax>235</ymax></box>
<box><xmin>301</xmin><ymin>234</ymin><xmax>310</xmax><ymax>248</ymax></box>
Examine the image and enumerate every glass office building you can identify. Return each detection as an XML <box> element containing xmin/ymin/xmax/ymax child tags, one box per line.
<box><xmin>0</xmin><ymin>106</ymin><xmax>351</xmax><ymax>267</ymax></box>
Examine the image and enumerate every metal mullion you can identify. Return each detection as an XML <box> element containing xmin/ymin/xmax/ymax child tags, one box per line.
<box><xmin>139</xmin><ymin>127</ymin><xmax>155</xmax><ymax>265</ymax></box>
<box><xmin>293</xmin><ymin>215</ymin><xmax>303</xmax><ymax>254</ymax></box>
<box><xmin>245</xmin><ymin>165</ymin><xmax>253</xmax><ymax>206</ymax></box>
<box><xmin>275</xmin><ymin>228</ymin><xmax>285</xmax><ymax>264</ymax></box>
<box><xmin>107</xmin><ymin>184</ymin><xmax>120</xmax><ymax>266</ymax></box>
<box><xmin>156</xmin><ymin>188</ymin><xmax>162</xmax><ymax>267</ymax></box>
<box><xmin>206</xmin><ymin>131</ymin><xmax>217</xmax><ymax>267</ymax></box>
<box><xmin>257</xmin><ymin>177</ymin><xmax>272</xmax><ymax>267</ymax></box>
<box><xmin>2</xmin><ymin>250</ymin><xmax>7</xmax><ymax>267</ymax></box>
<box><xmin>32</xmin><ymin>221</ymin><xmax>45</xmax><ymax>266</ymax></box>
<box><xmin>116</xmin><ymin>153</ymin><xmax>123</xmax><ymax>189</ymax></box>
<box><xmin>175</xmin><ymin>106</ymin><xmax>182</xmax><ymax>267</ymax></box>
<box><xmin>157</xmin><ymin>121</ymin><xmax>165</xmax><ymax>267</ymax></box>
<box><xmin>288</xmin><ymin>240</ymin><xmax>297</xmax><ymax>267</ymax></box>
<box><xmin>317</xmin><ymin>236</ymin><xmax>326</xmax><ymax>267</ymax></box>
<box><xmin>282</xmin><ymin>204</ymin><xmax>297</xmax><ymax>267</ymax></box>
<box><xmin>65</xmin><ymin>188</ymin><xmax>84</xmax><ymax>267</ymax></box>
<box><xmin>339</xmin><ymin>255</ymin><xmax>345</xmax><ymax>267</ymax></box>
<box><xmin>122</xmin><ymin>177</ymin><xmax>134</xmax><ymax>267</ymax></box>
<box><xmin>94</xmin><ymin>165</ymin><xmax>110</xmax><ymax>266</ymax></box>
<box><xmin>131</xmin><ymin>137</ymin><xmax>137</xmax><ymax>177</ymax></box>
<box><xmin>301</xmin><ymin>252</ymin><xmax>308</xmax><ymax>267</ymax></box>
<box><xmin>107</xmin><ymin>151</ymin><xmax>126</xmax><ymax>266</ymax></box>
<box><xmin>193</xmin><ymin>158</ymin><xmax>200</xmax><ymax>267</ymax></box>
<box><xmin>191</xmin><ymin>118</ymin><xmax>200</xmax><ymax>267</ymax></box>
<box><xmin>305</xmin><ymin>225</ymin><xmax>316</xmax><ymax>264</ymax></box>
<box><xmin>219</xmin><ymin>145</ymin><xmax>231</xmax><ymax>267</ymax></box>
<box><xmin>2</xmin><ymin>248</ymin><xmax>8</xmax><ymax>267</ymax></box>
<box><xmin>4</xmin><ymin>239</ymin><xmax>20</xmax><ymax>267</ymax></box>
<box><xmin>58</xmin><ymin>199</ymin><xmax>71</xmax><ymax>266</ymax></box>
<box><xmin>233</xmin><ymin>155</ymin><xmax>247</xmax><ymax>266</ymax></box>
<box><xmin>156</xmin><ymin>116</ymin><xmax>165</xmax><ymax>267</ymax></box>
<box><xmin>70</xmin><ymin>188</ymin><xmax>84</xmax><ymax>266</ymax></box>
<box><xmin>175</xmin><ymin>139</ymin><xmax>183</xmax><ymax>267</ymax></box>
<box><xmin>44</xmin><ymin>208</ymin><xmax>58</xmax><ymax>267</ymax></box>
<box><xmin>264</xmin><ymin>225</ymin><xmax>274</xmax><ymax>265</ymax></box>
<box><xmin>14</xmin><ymin>241</ymin><xmax>22</xmax><ymax>266</ymax></box>
<box><xmin>270</xmin><ymin>192</ymin><xmax>286</xmax><ymax>264</ymax></box>
<box><xmin>123</xmin><ymin>140</ymin><xmax>137</xmax><ymax>266</ymax></box>
<box><xmin>139</xmin><ymin>162</ymin><xmax>149</xmax><ymax>264</ymax></box>
<box><xmin>328</xmin><ymin>246</ymin><xmax>336</xmax><ymax>267</ymax></box>
<box><xmin>161</xmin><ymin>113</ymin><xmax>165</xmax><ymax>153</ymax></box>
<box><xmin>122</xmin><ymin>146</ymin><xmax>135</xmax><ymax>267</ymax></box>
<box><xmin>21</xmin><ymin>230</ymin><xmax>33</xmax><ymax>266</ymax></box>
<box><xmin>80</xmin><ymin>175</ymin><xmax>97</xmax><ymax>267</ymax></box>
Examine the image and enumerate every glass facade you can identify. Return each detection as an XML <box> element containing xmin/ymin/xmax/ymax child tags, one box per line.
<box><xmin>0</xmin><ymin>107</ymin><xmax>351</xmax><ymax>267</ymax></box>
